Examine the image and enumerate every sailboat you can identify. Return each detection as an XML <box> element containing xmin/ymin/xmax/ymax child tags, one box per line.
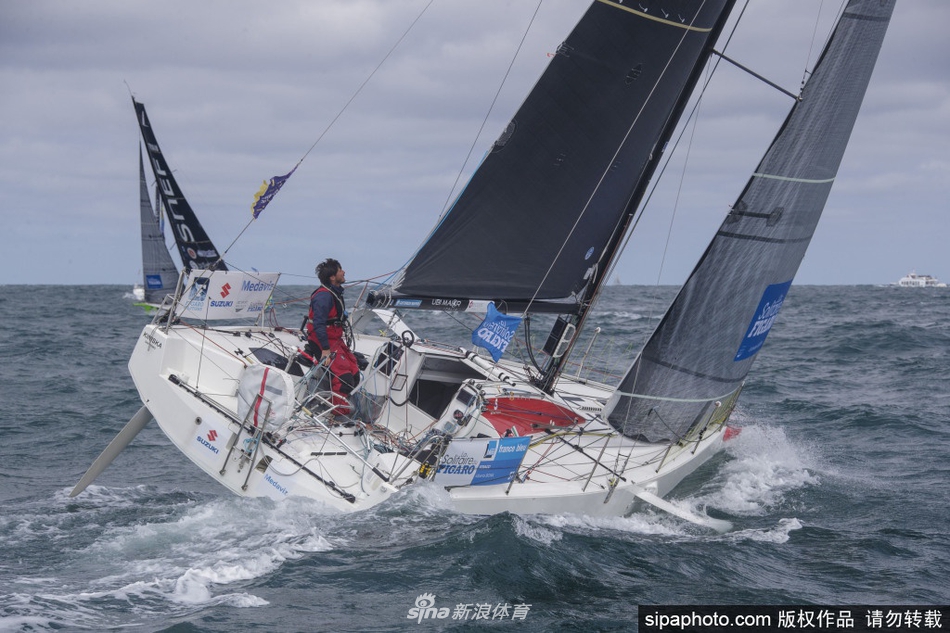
<box><xmin>77</xmin><ymin>1</ymin><xmax>894</xmax><ymax>529</ymax></box>
<box><xmin>133</xmin><ymin>147</ymin><xmax>178</xmax><ymax>311</ymax></box>
<box><xmin>131</xmin><ymin>98</ymin><xmax>227</xmax><ymax>312</ymax></box>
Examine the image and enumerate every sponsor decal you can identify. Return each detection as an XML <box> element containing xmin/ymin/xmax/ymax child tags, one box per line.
<box><xmin>394</xmin><ymin>299</ymin><xmax>423</xmax><ymax>308</ymax></box>
<box><xmin>432</xmin><ymin>298</ymin><xmax>463</xmax><ymax>309</ymax></box>
<box><xmin>143</xmin><ymin>331</ymin><xmax>163</xmax><ymax>350</ymax></box>
<box><xmin>185</xmin><ymin>277</ymin><xmax>210</xmax><ymax>310</ymax></box>
<box><xmin>436</xmin><ymin>453</ymin><xmax>477</xmax><ymax>476</ymax></box>
<box><xmin>145</xmin><ymin>274</ymin><xmax>164</xmax><ymax>289</ymax></box>
<box><xmin>734</xmin><ymin>280</ymin><xmax>793</xmax><ymax>361</ymax></box>
<box><xmin>220</xmin><ymin>282</ymin><xmax>231</xmax><ymax>298</ymax></box>
<box><xmin>263</xmin><ymin>473</ymin><xmax>289</xmax><ymax>496</ymax></box>
<box><xmin>209</xmin><ymin>300</ymin><xmax>233</xmax><ymax>308</ymax></box>
<box><xmin>434</xmin><ymin>436</ymin><xmax>530</xmax><ymax>486</ymax></box>
<box><xmin>241</xmin><ymin>279</ymin><xmax>276</xmax><ymax>293</ymax></box>
<box><xmin>196</xmin><ymin>430</ymin><xmax>220</xmax><ymax>454</ymax></box>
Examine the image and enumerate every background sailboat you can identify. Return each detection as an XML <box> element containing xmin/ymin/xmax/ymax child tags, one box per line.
<box><xmin>131</xmin><ymin>98</ymin><xmax>227</xmax><ymax>310</ymax></box>
<box><xmin>134</xmin><ymin>146</ymin><xmax>178</xmax><ymax>310</ymax></box>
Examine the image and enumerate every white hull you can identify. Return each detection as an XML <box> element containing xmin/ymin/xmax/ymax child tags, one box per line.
<box><xmin>127</xmin><ymin>308</ymin><xmax>733</xmax><ymax>520</ymax></box>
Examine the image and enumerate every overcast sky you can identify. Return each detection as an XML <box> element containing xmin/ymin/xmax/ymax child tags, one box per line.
<box><xmin>1</xmin><ymin>0</ymin><xmax>947</xmax><ymax>287</ymax></box>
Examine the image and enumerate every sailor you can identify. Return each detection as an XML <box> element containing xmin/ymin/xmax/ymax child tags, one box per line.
<box><xmin>305</xmin><ymin>258</ymin><xmax>360</xmax><ymax>416</ymax></box>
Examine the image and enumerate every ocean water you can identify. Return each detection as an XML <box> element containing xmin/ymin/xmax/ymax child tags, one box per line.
<box><xmin>1</xmin><ymin>284</ymin><xmax>948</xmax><ymax>632</ymax></box>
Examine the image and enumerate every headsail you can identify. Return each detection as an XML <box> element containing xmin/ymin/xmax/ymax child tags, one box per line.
<box><xmin>606</xmin><ymin>0</ymin><xmax>895</xmax><ymax>442</ymax></box>
<box><xmin>138</xmin><ymin>146</ymin><xmax>179</xmax><ymax>305</ymax></box>
<box><xmin>386</xmin><ymin>0</ymin><xmax>736</xmax><ymax>309</ymax></box>
<box><xmin>133</xmin><ymin>98</ymin><xmax>227</xmax><ymax>271</ymax></box>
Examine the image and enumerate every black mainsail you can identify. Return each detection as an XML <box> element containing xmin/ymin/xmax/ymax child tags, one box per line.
<box><xmin>138</xmin><ymin>147</ymin><xmax>179</xmax><ymax>305</ymax></box>
<box><xmin>606</xmin><ymin>0</ymin><xmax>895</xmax><ymax>442</ymax></box>
<box><xmin>133</xmin><ymin>98</ymin><xmax>227</xmax><ymax>271</ymax></box>
<box><xmin>385</xmin><ymin>0</ymin><xmax>736</xmax><ymax>309</ymax></box>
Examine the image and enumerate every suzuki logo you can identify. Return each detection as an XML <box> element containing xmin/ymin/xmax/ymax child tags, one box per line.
<box><xmin>207</xmin><ymin>430</ymin><xmax>218</xmax><ymax>442</ymax></box>
<box><xmin>220</xmin><ymin>283</ymin><xmax>231</xmax><ymax>298</ymax></box>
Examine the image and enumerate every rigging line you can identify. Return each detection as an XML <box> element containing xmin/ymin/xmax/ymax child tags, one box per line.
<box><xmin>217</xmin><ymin>0</ymin><xmax>436</xmax><ymax>262</ymax></box>
<box><xmin>801</xmin><ymin>0</ymin><xmax>832</xmax><ymax>91</ymax></box>
<box><xmin>602</xmin><ymin>0</ymin><xmax>750</xmax><ymax>295</ymax></box>
<box><xmin>437</xmin><ymin>0</ymin><xmax>545</xmax><ymax>220</ymax></box>
<box><xmin>523</xmin><ymin>0</ymin><xmax>712</xmax><ymax>318</ymax></box>
<box><xmin>377</xmin><ymin>0</ymin><xmax>547</xmax><ymax>292</ymax></box>
<box><xmin>709</xmin><ymin>51</ymin><xmax>801</xmax><ymax>101</ymax></box>
<box><xmin>653</xmin><ymin>69</ymin><xmax>706</xmax><ymax>306</ymax></box>
<box><xmin>299</xmin><ymin>0</ymin><xmax>437</xmax><ymax>167</ymax></box>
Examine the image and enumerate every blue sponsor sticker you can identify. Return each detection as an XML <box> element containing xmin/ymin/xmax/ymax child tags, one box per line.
<box><xmin>734</xmin><ymin>280</ymin><xmax>792</xmax><ymax>362</ymax></box>
<box><xmin>471</xmin><ymin>436</ymin><xmax>530</xmax><ymax>486</ymax></box>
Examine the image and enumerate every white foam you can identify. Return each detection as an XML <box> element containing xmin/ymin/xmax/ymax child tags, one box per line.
<box><xmin>513</xmin><ymin>515</ymin><xmax>563</xmax><ymax>545</ymax></box>
<box><xmin>696</xmin><ymin>424</ymin><xmax>819</xmax><ymax>517</ymax></box>
<box><xmin>60</xmin><ymin>495</ymin><xmax>339</xmax><ymax>612</ymax></box>
<box><xmin>540</xmin><ymin>511</ymin><xmax>691</xmax><ymax>538</ymax></box>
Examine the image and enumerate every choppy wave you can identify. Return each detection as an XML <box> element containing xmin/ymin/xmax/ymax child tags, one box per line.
<box><xmin>1</xmin><ymin>285</ymin><xmax>948</xmax><ymax>631</ymax></box>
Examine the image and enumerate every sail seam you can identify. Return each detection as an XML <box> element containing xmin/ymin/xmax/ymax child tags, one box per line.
<box><xmin>715</xmin><ymin>231</ymin><xmax>811</xmax><ymax>245</ymax></box>
<box><xmin>752</xmin><ymin>172</ymin><xmax>835</xmax><ymax>184</ymax></box>
<box><xmin>841</xmin><ymin>12</ymin><xmax>890</xmax><ymax>23</ymax></box>
<box><xmin>597</xmin><ymin>0</ymin><xmax>715</xmax><ymax>32</ymax></box>
<box><xmin>639</xmin><ymin>354</ymin><xmax>740</xmax><ymax>384</ymax></box>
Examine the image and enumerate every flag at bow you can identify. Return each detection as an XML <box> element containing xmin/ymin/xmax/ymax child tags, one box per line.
<box><xmin>471</xmin><ymin>302</ymin><xmax>522</xmax><ymax>362</ymax></box>
<box><xmin>251</xmin><ymin>166</ymin><xmax>297</xmax><ymax>219</ymax></box>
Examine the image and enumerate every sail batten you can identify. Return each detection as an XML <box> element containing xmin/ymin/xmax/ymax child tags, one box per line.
<box><xmin>606</xmin><ymin>0</ymin><xmax>895</xmax><ymax>442</ymax></box>
<box><xmin>752</xmin><ymin>173</ymin><xmax>836</xmax><ymax>184</ymax></box>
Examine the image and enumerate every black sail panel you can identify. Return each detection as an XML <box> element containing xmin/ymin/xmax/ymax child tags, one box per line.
<box><xmin>394</xmin><ymin>0</ymin><xmax>733</xmax><ymax>302</ymax></box>
<box><xmin>133</xmin><ymin>99</ymin><xmax>227</xmax><ymax>271</ymax></box>
<box><xmin>138</xmin><ymin>148</ymin><xmax>179</xmax><ymax>304</ymax></box>
<box><xmin>606</xmin><ymin>0</ymin><xmax>895</xmax><ymax>442</ymax></box>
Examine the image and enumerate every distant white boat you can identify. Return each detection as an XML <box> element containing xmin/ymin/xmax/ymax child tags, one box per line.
<box><xmin>897</xmin><ymin>271</ymin><xmax>947</xmax><ymax>288</ymax></box>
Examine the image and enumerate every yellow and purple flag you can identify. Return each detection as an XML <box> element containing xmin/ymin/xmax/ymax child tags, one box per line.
<box><xmin>251</xmin><ymin>166</ymin><xmax>297</xmax><ymax>219</ymax></box>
